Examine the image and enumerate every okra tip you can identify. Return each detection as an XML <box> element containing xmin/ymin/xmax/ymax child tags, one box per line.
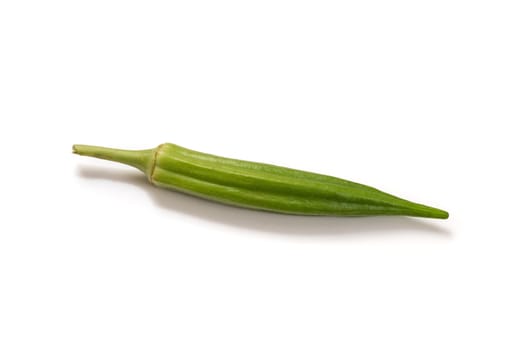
<box><xmin>431</xmin><ymin>208</ymin><xmax>449</xmax><ymax>219</ymax></box>
<box><xmin>407</xmin><ymin>201</ymin><xmax>449</xmax><ymax>219</ymax></box>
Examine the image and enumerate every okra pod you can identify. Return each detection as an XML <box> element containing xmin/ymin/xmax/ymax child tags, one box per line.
<box><xmin>73</xmin><ymin>143</ymin><xmax>448</xmax><ymax>219</ymax></box>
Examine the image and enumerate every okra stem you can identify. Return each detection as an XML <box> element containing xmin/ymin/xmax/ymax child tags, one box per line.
<box><xmin>72</xmin><ymin>144</ymin><xmax>155</xmax><ymax>174</ymax></box>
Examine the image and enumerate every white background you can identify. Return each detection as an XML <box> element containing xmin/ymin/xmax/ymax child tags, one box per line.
<box><xmin>1</xmin><ymin>1</ymin><xmax>524</xmax><ymax>349</ymax></box>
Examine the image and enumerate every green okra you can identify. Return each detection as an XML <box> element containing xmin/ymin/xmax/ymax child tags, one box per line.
<box><xmin>73</xmin><ymin>143</ymin><xmax>448</xmax><ymax>219</ymax></box>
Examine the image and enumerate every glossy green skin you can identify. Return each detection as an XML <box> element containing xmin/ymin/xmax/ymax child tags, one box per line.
<box><xmin>73</xmin><ymin>143</ymin><xmax>448</xmax><ymax>219</ymax></box>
